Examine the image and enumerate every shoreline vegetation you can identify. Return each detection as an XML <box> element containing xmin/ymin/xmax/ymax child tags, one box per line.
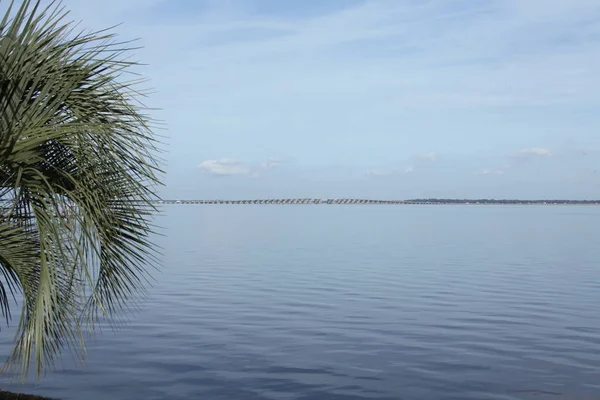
<box><xmin>153</xmin><ymin>198</ymin><xmax>600</xmax><ymax>205</ymax></box>
<box><xmin>0</xmin><ymin>390</ymin><xmax>55</xmax><ymax>400</ymax></box>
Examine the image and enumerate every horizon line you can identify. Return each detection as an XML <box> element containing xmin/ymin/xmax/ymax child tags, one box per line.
<box><xmin>154</xmin><ymin>198</ymin><xmax>600</xmax><ymax>204</ymax></box>
<box><xmin>156</xmin><ymin>198</ymin><xmax>600</xmax><ymax>201</ymax></box>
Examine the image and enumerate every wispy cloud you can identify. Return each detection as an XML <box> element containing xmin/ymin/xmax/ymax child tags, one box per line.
<box><xmin>366</xmin><ymin>165</ymin><xmax>413</xmax><ymax>177</ymax></box>
<box><xmin>365</xmin><ymin>152</ymin><xmax>435</xmax><ymax>177</ymax></box>
<box><xmin>260</xmin><ymin>156</ymin><xmax>294</xmax><ymax>169</ymax></box>
<box><xmin>518</xmin><ymin>148</ymin><xmax>552</xmax><ymax>157</ymax></box>
<box><xmin>127</xmin><ymin>0</ymin><xmax>600</xmax><ymax>111</ymax></box>
<box><xmin>415</xmin><ymin>152</ymin><xmax>437</xmax><ymax>161</ymax></box>
<box><xmin>198</xmin><ymin>159</ymin><xmax>251</xmax><ymax>176</ymax></box>
<box><xmin>508</xmin><ymin>147</ymin><xmax>552</xmax><ymax>167</ymax></box>
<box><xmin>198</xmin><ymin>157</ymin><xmax>285</xmax><ymax>176</ymax></box>
<box><xmin>481</xmin><ymin>147</ymin><xmax>552</xmax><ymax>175</ymax></box>
<box><xmin>481</xmin><ymin>168</ymin><xmax>505</xmax><ymax>176</ymax></box>
<box><xmin>366</xmin><ymin>169</ymin><xmax>390</xmax><ymax>177</ymax></box>
<box><xmin>66</xmin><ymin>0</ymin><xmax>600</xmax><ymax>121</ymax></box>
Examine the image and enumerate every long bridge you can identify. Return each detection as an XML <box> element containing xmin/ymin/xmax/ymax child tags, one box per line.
<box><xmin>158</xmin><ymin>198</ymin><xmax>402</xmax><ymax>205</ymax></box>
<box><xmin>2</xmin><ymin>198</ymin><xmax>597</xmax><ymax>206</ymax></box>
<box><xmin>155</xmin><ymin>198</ymin><xmax>600</xmax><ymax>205</ymax></box>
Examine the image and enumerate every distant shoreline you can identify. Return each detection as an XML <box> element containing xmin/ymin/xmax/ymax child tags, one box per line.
<box><xmin>154</xmin><ymin>199</ymin><xmax>600</xmax><ymax>205</ymax></box>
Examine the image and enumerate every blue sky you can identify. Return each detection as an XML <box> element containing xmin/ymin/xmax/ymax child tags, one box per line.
<box><xmin>61</xmin><ymin>0</ymin><xmax>600</xmax><ymax>199</ymax></box>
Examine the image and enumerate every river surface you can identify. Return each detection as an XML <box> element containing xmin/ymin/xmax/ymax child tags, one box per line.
<box><xmin>1</xmin><ymin>205</ymin><xmax>599</xmax><ymax>399</ymax></box>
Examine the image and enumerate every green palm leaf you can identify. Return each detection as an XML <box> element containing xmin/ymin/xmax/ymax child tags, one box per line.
<box><xmin>0</xmin><ymin>0</ymin><xmax>163</xmax><ymax>378</ymax></box>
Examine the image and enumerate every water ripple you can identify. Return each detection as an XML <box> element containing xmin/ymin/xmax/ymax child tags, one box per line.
<box><xmin>1</xmin><ymin>205</ymin><xmax>600</xmax><ymax>399</ymax></box>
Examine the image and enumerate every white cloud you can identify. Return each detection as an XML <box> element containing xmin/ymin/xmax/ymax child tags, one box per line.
<box><xmin>365</xmin><ymin>165</ymin><xmax>413</xmax><ymax>176</ymax></box>
<box><xmin>482</xmin><ymin>148</ymin><xmax>551</xmax><ymax>175</ymax></box>
<box><xmin>364</xmin><ymin>154</ymin><xmax>435</xmax><ymax>177</ymax></box>
<box><xmin>518</xmin><ymin>148</ymin><xmax>552</xmax><ymax>157</ymax></box>
<box><xmin>198</xmin><ymin>157</ymin><xmax>284</xmax><ymax>176</ymax></box>
<box><xmin>366</xmin><ymin>169</ymin><xmax>387</xmax><ymax>177</ymax></box>
<box><xmin>418</xmin><ymin>152</ymin><xmax>437</xmax><ymax>161</ymax></box>
<box><xmin>198</xmin><ymin>159</ymin><xmax>251</xmax><ymax>176</ymax></box>
<box><xmin>481</xmin><ymin>168</ymin><xmax>505</xmax><ymax>175</ymax></box>
<box><xmin>260</xmin><ymin>156</ymin><xmax>294</xmax><ymax>169</ymax></box>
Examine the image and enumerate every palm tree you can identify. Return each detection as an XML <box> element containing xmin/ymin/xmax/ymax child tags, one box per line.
<box><xmin>0</xmin><ymin>0</ymin><xmax>163</xmax><ymax>379</ymax></box>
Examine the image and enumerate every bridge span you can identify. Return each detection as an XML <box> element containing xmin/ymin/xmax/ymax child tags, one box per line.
<box><xmin>154</xmin><ymin>198</ymin><xmax>600</xmax><ymax>205</ymax></box>
<box><xmin>157</xmin><ymin>198</ymin><xmax>405</xmax><ymax>205</ymax></box>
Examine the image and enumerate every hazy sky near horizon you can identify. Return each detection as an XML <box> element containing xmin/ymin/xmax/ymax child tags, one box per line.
<box><xmin>51</xmin><ymin>0</ymin><xmax>600</xmax><ymax>198</ymax></box>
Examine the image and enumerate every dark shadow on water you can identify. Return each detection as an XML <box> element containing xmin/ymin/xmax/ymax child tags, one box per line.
<box><xmin>0</xmin><ymin>391</ymin><xmax>55</xmax><ymax>400</ymax></box>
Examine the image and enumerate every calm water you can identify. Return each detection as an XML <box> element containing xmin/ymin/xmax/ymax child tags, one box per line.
<box><xmin>1</xmin><ymin>205</ymin><xmax>600</xmax><ymax>399</ymax></box>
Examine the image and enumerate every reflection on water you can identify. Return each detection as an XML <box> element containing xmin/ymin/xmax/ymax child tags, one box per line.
<box><xmin>1</xmin><ymin>205</ymin><xmax>599</xmax><ymax>399</ymax></box>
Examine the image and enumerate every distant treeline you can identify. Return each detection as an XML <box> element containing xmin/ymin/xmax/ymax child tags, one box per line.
<box><xmin>405</xmin><ymin>199</ymin><xmax>600</xmax><ymax>204</ymax></box>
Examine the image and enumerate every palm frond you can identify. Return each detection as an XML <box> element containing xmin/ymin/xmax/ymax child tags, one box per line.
<box><xmin>0</xmin><ymin>0</ymin><xmax>163</xmax><ymax>378</ymax></box>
